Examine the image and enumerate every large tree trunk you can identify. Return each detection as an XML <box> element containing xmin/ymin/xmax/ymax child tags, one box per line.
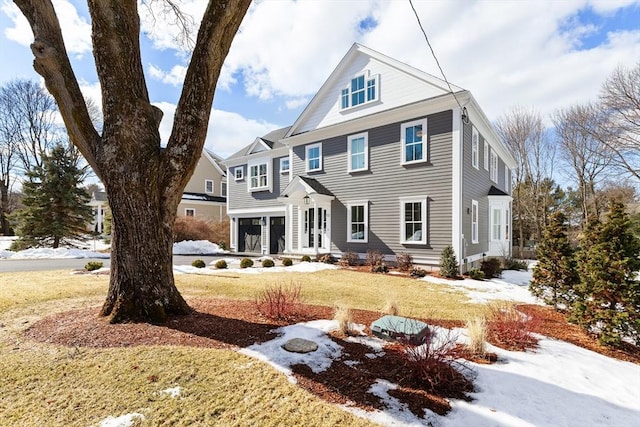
<box><xmin>0</xmin><ymin>183</ymin><xmax>10</xmax><ymax>235</ymax></box>
<box><xmin>15</xmin><ymin>0</ymin><xmax>251</xmax><ymax>323</ymax></box>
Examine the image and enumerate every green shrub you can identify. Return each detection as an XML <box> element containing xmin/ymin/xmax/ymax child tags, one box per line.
<box><xmin>214</xmin><ymin>259</ymin><xmax>228</xmax><ymax>269</ymax></box>
<box><xmin>481</xmin><ymin>258</ymin><xmax>502</xmax><ymax>278</ymax></box>
<box><xmin>316</xmin><ymin>254</ymin><xmax>334</xmax><ymax>264</ymax></box>
<box><xmin>240</xmin><ymin>258</ymin><xmax>254</xmax><ymax>269</ymax></box>
<box><xmin>439</xmin><ymin>245</ymin><xmax>459</xmax><ymax>278</ymax></box>
<box><xmin>9</xmin><ymin>238</ymin><xmax>36</xmax><ymax>252</ymax></box>
<box><xmin>395</xmin><ymin>252</ymin><xmax>413</xmax><ymax>272</ymax></box>
<box><xmin>503</xmin><ymin>257</ymin><xmax>528</xmax><ymax>271</ymax></box>
<box><xmin>191</xmin><ymin>259</ymin><xmax>206</xmax><ymax>268</ymax></box>
<box><xmin>410</xmin><ymin>267</ymin><xmax>427</xmax><ymax>278</ymax></box>
<box><xmin>468</xmin><ymin>268</ymin><xmax>485</xmax><ymax>280</ymax></box>
<box><xmin>338</xmin><ymin>251</ymin><xmax>359</xmax><ymax>266</ymax></box>
<box><xmin>281</xmin><ymin>257</ymin><xmax>293</xmax><ymax>267</ymax></box>
<box><xmin>300</xmin><ymin>255</ymin><xmax>312</xmax><ymax>262</ymax></box>
<box><xmin>262</xmin><ymin>258</ymin><xmax>275</xmax><ymax>268</ymax></box>
<box><xmin>85</xmin><ymin>261</ymin><xmax>104</xmax><ymax>271</ymax></box>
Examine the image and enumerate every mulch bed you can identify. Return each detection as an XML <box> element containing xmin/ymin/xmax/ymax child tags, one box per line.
<box><xmin>22</xmin><ymin>298</ymin><xmax>640</xmax><ymax>419</ymax></box>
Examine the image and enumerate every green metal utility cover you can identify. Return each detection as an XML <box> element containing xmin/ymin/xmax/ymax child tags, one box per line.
<box><xmin>370</xmin><ymin>315</ymin><xmax>430</xmax><ymax>345</ymax></box>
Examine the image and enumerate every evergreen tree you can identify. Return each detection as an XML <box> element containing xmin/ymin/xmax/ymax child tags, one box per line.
<box><xmin>573</xmin><ymin>202</ymin><xmax>640</xmax><ymax>346</ymax></box>
<box><xmin>439</xmin><ymin>245</ymin><xmax>459</xmax><ymax>278</ymax></box>
<box><xmin>12</xmin><ymin>144</ymin><xmax>93</xmax><ymax>248</ymax></box>
<box><xmin>530</xmin><ymin>211</ymin><xmax>579</xmax><ymax>309</ymax></box>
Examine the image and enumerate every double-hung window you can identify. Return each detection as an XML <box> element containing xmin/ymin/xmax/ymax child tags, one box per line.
<box><xmin>280</xmin><ymin>157</ymin><xmax>290</xmax><ymax>174</ymax></box>
<box><xmin>347</xmin><ymin>202</ymin><xmax>368</xmax><ymax>243</ymax></box>
<box><xmin>248</xmin><ymin>159</ymin><xmax>269</xmax><ymax>191</ymax></box>
<box><xmin>492</xmin><ymin>208</ymin><xmax>502</xmax><ymax>240</ymax></box>
<box><xmin>348</xmin><ymin>132</ymin><xmax>368</xmax><ymax>172</ymax></box>
<box><xmin>490</xmin><ymin>149</ymin><xmax>498</xmax><ymax>182</ymax></box>
<box><xmin>221</xmin><ymin>182</ymin><xmax>227</xmax><ymax>197</ymax></box>
<box><xmin>400</xmin><ymin>197</ymin><xmax>427</xmax><ymax>244</ymax></box>
<box><xmin>205</xmin><ymin>179</ymin><xmax>214</xmax><ymax>194</ymax></box>
<box><xmin>306</xmin><ymin>143</ymin><xmax>322</xmax><ymax>172</ymax></box>
<box><xmin>340</xmin><ymin>72</ymin><xmax>379</xmax><ymax>110</ymax></box>
<box><xmin>401</xmin><ymin>119</ymin><xmax>427</xmax><ymax>164</ymax></box>
<box><xmin>471</xmin><ymin>200</ymin><xmax>479</xmax><ymax>244</ymax></box>
<box><xmin>234</xmin><ymin>167</ymin><xmax>244</xmax><ymax>181</ymax></box>
<box><xmin>472</xmin><ymin>126</ymin><xmax>479</xmax><ymax>169</ymax></box>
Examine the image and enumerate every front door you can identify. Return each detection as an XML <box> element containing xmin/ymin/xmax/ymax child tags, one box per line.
<box><xmin>303</xmin><ymin>207</ymin><xmax>328</xmax><ymax>250</ymax></box>
<box><xmin>270</xmin><ymin>216</ymin><xmax>285</xmax><ymax>254</ymax></box>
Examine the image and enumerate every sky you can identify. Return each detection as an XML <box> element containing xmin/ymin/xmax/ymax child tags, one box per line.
<box><xmin>1</xmin><ymin>0</ymin><xmax>640</xmax><ymax>160</ymax></box>
<box><xmin>1</xmin><ymin>237</ymin><xmax>639</xmax><ymax>426</ymax></box>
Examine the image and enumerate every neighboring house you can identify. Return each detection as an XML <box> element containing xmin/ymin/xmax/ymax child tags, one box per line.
<box><xmin>224</xmin><ymin>43</ymin><xmax>516</xmax><ymax>271</ymax></box>
<box><xmin>88</xmin><ymin>149</ymin><xmax>227</xmax><ymax>232</ymax></box>
<box><xmin>178</xmin><ymin>149</ymin><xmax>227</xmax><ymax>221</ymax></box>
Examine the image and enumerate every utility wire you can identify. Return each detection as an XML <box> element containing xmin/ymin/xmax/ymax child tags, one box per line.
<box><xmin>408</xmin><ymin>0</ymin><xmax>466</xmax><ymax>114</ymax></box>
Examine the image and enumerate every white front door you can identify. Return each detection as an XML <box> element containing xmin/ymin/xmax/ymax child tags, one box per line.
<box><xmin>302</xmin><ymin>206</ymin><xmax>329</xmax><ymax>252</ymax></box>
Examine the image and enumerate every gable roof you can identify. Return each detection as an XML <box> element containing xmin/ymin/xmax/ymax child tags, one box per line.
<box><xmin>285</xmin><ymin>43</ymin><xmax>465</xmax><ymax>138</ymax></box>
<box><xmin>226</xmin><ymin>126</ymin><xmax>291</xmax><ymax>161</ymax></box>
<box><xmin>280</xmin><ymin>175</ymin><xmax>334</xmax><ymax>198</ymax></box>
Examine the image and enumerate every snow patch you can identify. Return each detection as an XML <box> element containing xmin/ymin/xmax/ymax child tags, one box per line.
<box><xmin>97</xmin><ymin>412</ymin><xmax>145</xmax><ymax>427</ymax></box>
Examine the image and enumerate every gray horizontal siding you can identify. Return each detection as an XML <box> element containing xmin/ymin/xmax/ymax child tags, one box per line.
<box><xmin>227</xmin><ymin>158</ymin><xmax>286</xmax><ymax>211</ymax></box>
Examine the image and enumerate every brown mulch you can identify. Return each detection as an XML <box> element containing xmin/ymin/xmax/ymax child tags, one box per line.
<box><xmin>22</xmin><ymin>298</ymin><xmax>640</xmax><ymax>419</ymax></box>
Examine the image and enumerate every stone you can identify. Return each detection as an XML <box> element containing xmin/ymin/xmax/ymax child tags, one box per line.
<box><xmin>282</xmin><ymin>338</ymin><xmax>318</xmax><ymax>353</ymax></box>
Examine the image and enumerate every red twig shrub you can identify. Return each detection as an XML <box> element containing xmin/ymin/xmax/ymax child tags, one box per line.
<box><xmin>255</xmin><ymin>282</ymin><xmax>303</xmax><ymax>320</ymax></box>
<box><xmin>486</xmin><ymin>302</ymin><xmax>540</xmax><ymax>351</ymax></box>
<box><xmin>397</xmin><ymin>328</ymin><xmax>474</xmax><ymax>395</ymax></box>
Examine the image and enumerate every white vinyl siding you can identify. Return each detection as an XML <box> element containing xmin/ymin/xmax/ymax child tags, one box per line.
<box><xmin>340</xmin><ymin>72</ymin><xmax>379</xmax><ymax>110</ymax></box>
<box><xmin>471</xmin><ymin>126</ymin><xmax>479</xmax><ymax>169</ymax></box>
<box><xmin>401</xmin><ymin>118</ymin><xmax>427</xmax><ymax>165</ymax></box>
<box><xmin>347</xmin><ymin>202</ymin><xmax>368</xmax><ymax>243</ymax></box>
<box><xmin>471</xmin><ymin>200</ymin><xmax>479</xmax><ymax>244</ymax></box>
<box><xmin>400</xmin><ymin>197</ymin><xmax>427</xmax><ymax>244</ymax></box>
<box><xmin>306</xmin><ymin>143</ymin><xmax>322</xmax><ymax>172</ymax></box>
<box><xmin>348</xmin><ymin>132</ymin><xmax>368</xmax><ymax>172</ymax></box>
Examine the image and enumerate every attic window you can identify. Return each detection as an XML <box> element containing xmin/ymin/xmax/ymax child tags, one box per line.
<box><xmin>340</xmin><ymin>72</ymin><xmax>379</xmax><ymax>111</ymax></box>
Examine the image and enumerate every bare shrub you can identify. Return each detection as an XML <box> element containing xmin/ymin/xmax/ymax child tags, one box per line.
<box><xmin>255</xmin><ymin>282</ymin><xmax>303</xmax><ymax>320</ymax></box>
<box><xmin>174</xmin><ymin>216</ymin><xmax>213</xmax><ymax>242</ymax></box>
<box><xmin>397</xmin><ymin>328</ymin><xmax>474</xmax><ymax>394</ymax></box>
<box><xmin>465</xmin><ymin>316</ymin><xmax>487</xmax><ymax>356</ymax></box>
<box><xmin>333</xmin><ymin>304</ymin><xmax>354</xmax><ymax>336</ymax></box>
<box><xmin>338</xmin><ymin>251</ymin><xmax>360</xmax><ymax>266</ymax></box>
<box><xmin>366</xmin><ymin>249</ymin><xmax>385</xmax><ymax>267</ymax></box>
<box><xmin>486</xmin><ymin>302</ymin><xmax>539</xmax><ymax>350</ymax></box>
<box><xmin>396</xmin><ymin>252</ymin><xmax>413</xmax><ymax>272</ymax></box>
<box><xmin>316</xmin><ymin>253</ymin><xmax>335</xmax><ymax>264</ymax></box>
<box><xmin>209</xmin><ymin>217</ymin><xmax>230</xmax><ymax>246</ymax></box>
<box><xmin>383</xmin><ymin>300</ymin><xmax>400</xmax><ymax>316</ymax></box>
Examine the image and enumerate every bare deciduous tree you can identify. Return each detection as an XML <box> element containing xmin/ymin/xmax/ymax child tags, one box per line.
<box><xmin>14</xmin><ymin>0</ymin><xmax>251</xmax><ymax>323</ymax></box>
<box><xmin>553</xmin><ymin>103</ymin><xmax>613</xmax><ymax>225</ymax></box>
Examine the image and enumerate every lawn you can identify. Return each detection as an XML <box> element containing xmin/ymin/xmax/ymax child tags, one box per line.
<box><xmin>0</xmin><ymin>268</ymin><xmax>480</xmax><ymax>426</ymax></box>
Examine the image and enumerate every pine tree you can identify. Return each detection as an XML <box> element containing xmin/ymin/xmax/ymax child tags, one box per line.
<box><xmin>573</xmin><ymin>202</ymin><xmax>640</xmax><ymax>346</ymax></box>
<box><xmin>439</xmin><ymin>245</ymin><xmax>459</xmax><ymax>278</ymax></box>
<box><xmin>530</xmin><ymin>211</ymin><xmax>579</xmax><ymax>309</ymax></box>
<box><xmin>12</xmin><ymin>144</ymin><xmax>93</xmax><ymax>248</ymax></box>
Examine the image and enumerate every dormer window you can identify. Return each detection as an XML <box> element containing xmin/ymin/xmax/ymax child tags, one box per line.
<box><xmin>340</xmin><ymin>72</ymin><xmax>379</xmax><ymax>110</ymax></box>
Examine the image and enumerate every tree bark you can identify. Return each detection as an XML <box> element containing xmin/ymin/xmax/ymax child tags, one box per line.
<box><xmin>15</xmin><ymin>0</ymin><xmax>251</xmax><ymax>323</ymax></box>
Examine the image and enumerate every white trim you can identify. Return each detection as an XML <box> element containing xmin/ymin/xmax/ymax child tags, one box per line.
<box><xmin>280</xmin><ymin>157</ymin><xmax>290</xmax><ymax>174</ymax></box>
<box><xmin>401</xmin><ymin>118</ymin><xmax>428</xmax><ymax>165</ymax></box>
<box><xmin>346</xmin><ymin>201</ymin><xmax>369</xmax><ymax>243</ymax></box>
<box><xmin>399</xmin><ymin>196</ymin><xmax>428</xmax><ymax>245</ymax></box>
<box><xmin>205</xmin><ymin>179</ymin><xmax>214</xmax><ymax>194</ymax></box>
<box><xmin>347</xmin><ymin>132</ymin><xmax>368</xmax><ymax>172</ymax></box>
<box><xmin>339</xmin><ymin>71</ymin><xmax>380</xmax><ymax>111</ymax></box>
<box><xmin>184</xmin><ymin>208</ymin><xmax>195</xmax><ymax>217</ymax></box>
<box><xmin>452</xmin><ymin>107</ymin><xmax>463</xmax><ymax>262</ymax></box>
<box><xmin>234</xmin><ymin>166</ymin><xmax>244</xmax><ymax>181</ymax></box>
<box><xmin>306</xmin><ymin>142</ymin><xmax>323</xmax><ymax>173</ymax></box>
<box><xmin>228</xmin><ymin>206</ymin><xmax>286</xmax><ymax>216</ymax></box>
<box><xmin>471</xmin><ymin>126</ymin><xmax>479</xmax><ymax>169</ymax></box>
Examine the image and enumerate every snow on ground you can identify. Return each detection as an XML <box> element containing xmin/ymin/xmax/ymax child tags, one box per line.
<box><xmin>96</xmin><ymin>412</ymin><xmax>144</xmax><ymax>427</ymax></box>
<box><xmin>172</xmin><ymin>240</ymin><xmax>226</xmax><ymax>255</ymax></box>
<box><xmin>173</xmin><ymin>260</ymin><xmax>338</xmax><ymax>275</ymax></box>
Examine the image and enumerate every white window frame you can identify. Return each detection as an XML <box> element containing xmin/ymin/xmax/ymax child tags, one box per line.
<box><xmin>483</xmin><ymin>141</ymin><xmax>489</xmax><ymax>170</ymax></box>
<box><xmin>221</xmin><ymin>182</ymin><xmax>227</xmax><ymax>197</ymax></box>
<box><xmin>306</xmin><ymin>143</ymin><xmax>322</xmax><ymax>173</ymax></box>
<box><xmin>471</xmin><ymin>200</ymin><xmax>479</xmax><ymax>244</ymax></box>
<box><xmin>185</xmin><ymin>208</ymin><xmax>195</xmax><ymax>217</ymax></box>
<box><xmin>247</xmin><ymin>158</ymin><xmax>270</xmax><ymax>192</ymax></box>
<box><xmin>490</xmin><ymin>149</ymin><xmax>498</xmax><ymax>183</ymax></box>
<box><xmin>347</xmin><ymin>201</ymin><xmax>369</xmax><ymax>243</ymax></box>
<box><xmin>401</xmin><ymin>118</ymin><xmax>428</xmax><ymax>165</ymax></box>
<box><xmin>471</xmin><ymin>126</ymin><xmax>479</xmax><ymax>169</ymax></box>
<box><xmin>339</xmin><ymin>72</ymin><xmax>380</xmax><ymax>111</ymax></box>
<box><xmin>348</xmin><ymin>132</ymin><xmax>368</xmax><ymax>172</ymax></box>
<box><xmin>280</xmin><ymin>157</ymin><xmax>290</xmax><ymax>174</ymax></box>
<box><xmin>205</xmin><ymin>179</ymin><xmax>214</xmax><ymax>194</ymax></box>
<box><xmin>400</xmin><ymin>196</ymin><xmax>427</xmax><ymax>245</ymax></box>
<box><xmin>234</xmin><ymin>166</ymin><xmax>244</xmax><ymax>181</ymax></box>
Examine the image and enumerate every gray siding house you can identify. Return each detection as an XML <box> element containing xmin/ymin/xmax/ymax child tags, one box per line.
<box><xmin>225</xmin><ymin>44</ymin><xmax>516</xmax><ymax>271</ymax></box>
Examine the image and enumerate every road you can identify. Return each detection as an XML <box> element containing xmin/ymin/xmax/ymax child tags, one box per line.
<box><xmin>0</xmin><ymin>255</ymin><xmax>227</xmax><ymax>273</ymax></box>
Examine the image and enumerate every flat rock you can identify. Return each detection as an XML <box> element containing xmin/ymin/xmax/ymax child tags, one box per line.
<box><xmin>282</xmin><ymin>338</ymin><xmax>318</xmax><ymax>353</ymax></box>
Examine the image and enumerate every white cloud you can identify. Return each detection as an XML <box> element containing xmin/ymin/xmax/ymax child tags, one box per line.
<box><xmin>153</xmin><ymin>101</ymin><xmax>279</xmax><ymax>159</ymax></box>
<box><xmin>148</xmin><ymin>63</ymin><xmax>187</xmax><ymax>86</ymax></box>
<box><xmin>2</xmin><ymin>0</ymin><xmax>91</xmax><ymax>55</ymax></box>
